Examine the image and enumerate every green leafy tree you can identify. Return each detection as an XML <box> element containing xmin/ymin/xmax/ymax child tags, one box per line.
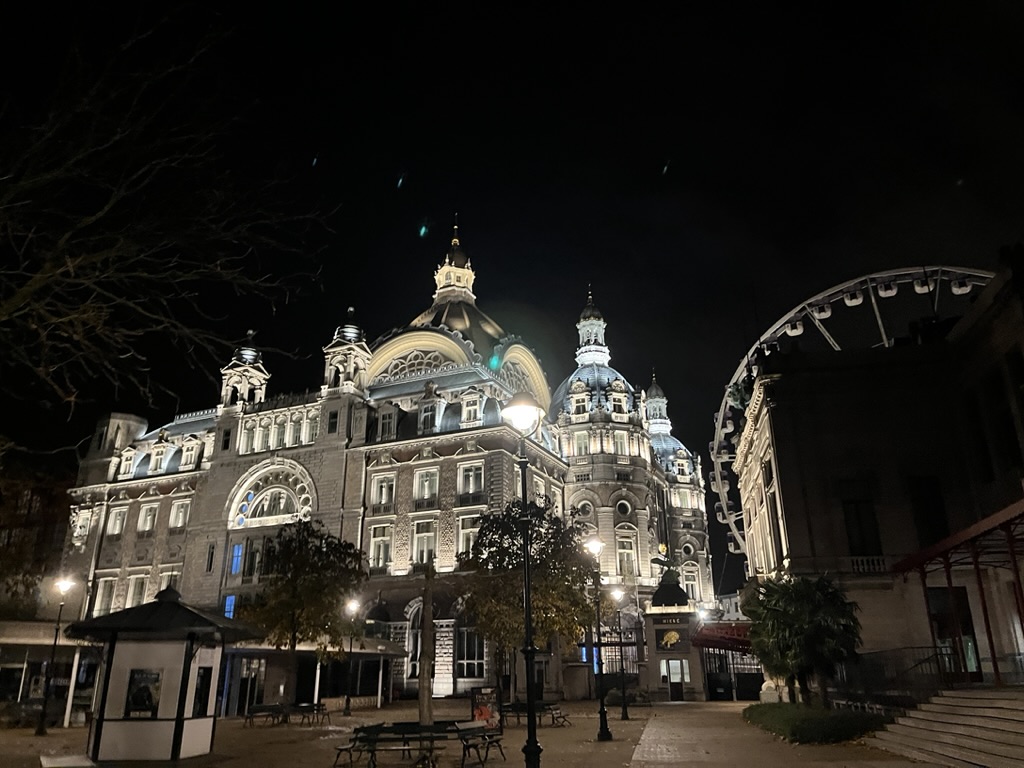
<box><xmin>457</xmin><ymin>499</ymin><xmax>593</xmax><ymax>701</ymax></box>
<box><xmin>743</xmin><ymin>576</ymin><xmax>861</xmax><ymax>706</ymax></box>
<box><xmin>241</xmin><ymin>519</ymin><xmax>366</xmax><ymax>704</ymax></box>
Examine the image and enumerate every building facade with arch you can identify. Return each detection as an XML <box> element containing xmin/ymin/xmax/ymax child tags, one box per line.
<box><xmin>61</xmin><ymin>230</ymin><xmax>712</xmax><ymax>708</ymax></box>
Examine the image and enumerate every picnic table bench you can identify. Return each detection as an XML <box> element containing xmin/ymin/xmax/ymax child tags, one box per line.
<box><xmin>499</xmin><ymin>702</ymin><xmax>563</xmax><ymax>728</ymax></box>
<box><xmin>335</xmin><ymin>722</ymin><xmax>457</xmax><ymax>768</ymax></box>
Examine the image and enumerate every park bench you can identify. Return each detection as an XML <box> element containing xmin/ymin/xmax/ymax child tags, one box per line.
<box><xmin>455</xmin><ymin>721</ymin><xmax>505</xmax><ymax>767</ymax></box>
<box><xmin>244</xmin><ymin>702</ymin><xmax>284</xmax><ymax>727</ymax></box>
<box><xmin>335</xmin><ymin>722</ymin><xmax>451</xmax><ymax>768</ymax></box>
<box><xmin>545</xmin><ymin>707</ymin><xmax>571</xmax><ymax>727</ymax></box>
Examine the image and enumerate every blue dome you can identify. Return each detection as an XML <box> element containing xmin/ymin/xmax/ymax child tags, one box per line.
<box><xmin>551</xmin><ymin>363</ymin><xmax>636</xmax><ymax>415</ymax></box>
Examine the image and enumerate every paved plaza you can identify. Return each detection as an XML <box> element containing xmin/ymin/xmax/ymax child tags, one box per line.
<box><xmin>3</xmin><ymin>700</ymin><xmax>939</xmax><ymax>768</ymax></box>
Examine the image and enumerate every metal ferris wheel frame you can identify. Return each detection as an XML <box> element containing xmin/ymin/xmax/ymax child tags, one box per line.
<box><xmin>709</xmin><ymin>265</ymin><xmax>995</xmax><ymax>555</ymax></box>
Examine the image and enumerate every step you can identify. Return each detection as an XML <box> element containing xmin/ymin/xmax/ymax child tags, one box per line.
<box><xmin>886</xmin><ymin>722</ymin><xmax>1024</xmax><ymax>762</ymax></box>
<box><xmin>920</xmin><ymin>702</ymin><xmax>1024</xmax><ymax>722</ymax></box>
<box><xmin>873</xmin><ymin>728</ymin><xmax>1024</xmax><ymax>768</ymax></box>
<box><xmin>935</xmin><ymin>694</ymin><xmax>1024</xmax><ymax>710</ymax></box>
<box><xmin>908</xmin><ymin>707</ymin><xmax>1024</xmax><ymax>735</ymax></box>
<box><xmin>863</xmin><ymin>735</ymin><xmax>974</xmax><ymax>768</ymax></box>
<box><xmin>896</xmin><ymin>713</ymin><xmax>1024</xmax><ymax>747</ymax></box>
<box><xmin>938</xmin><ymin>688</ymin><xmax>1024</xmax><ymax>701</ymax></box>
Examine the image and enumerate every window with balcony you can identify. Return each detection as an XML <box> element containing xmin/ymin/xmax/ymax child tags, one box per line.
<box><xmin>458</xmin><ymin>464</ymin><xmax>485</xmax><ymax>506</ymax></box>
<box><xmin>127</xmin><ymin>575</ymin><xmax>148</xmax><ymax>607</ymax></box>
<box><xmin>572</xmin><ymin>396</ymin><xmax>587</xmax><ymax>415</ymax></box>
<box><xmin>93</xmin><ymin>578</ymin><xmax>115</xmax><ymax>617</ymax></box>
<box><xmin>415</xmin><ymin>470</ymin><xmax>439</xmax><ymax>510</ymax></box>
<box><xmin>369</xmin><ymin>525</ymin><xmax>392</xmax><ymax>574</ymax></box>
<box><xmin>372</xmin><ymin>475</ymin><xmax>396</xmax><ymax>515</ymax></box>
<box><xmin>137</xmin><ymin>504</ymin><xmax>157</xmax><ymax>537</ymax></box>
<box><xmin>413</xmin><ymin>520</ymin><xmax>436</xmax><ymax>566</ymax></box>
<box><xmin>574</xmin><ymin>432</ymin><xmax>589</xmax><ymax>456</ymax></box>
<box><xmin>614</xmin><ymin>431</ymin><xmax>627</xmax><ymax>455</ymax></box>
<box><xmin>682</xmin><ymin>567</ymin><xmax>699</xmax><ymax>601</ymax></box>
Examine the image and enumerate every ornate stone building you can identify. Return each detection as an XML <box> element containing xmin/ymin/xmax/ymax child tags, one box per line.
<box><xmin>58</xmin><ymin>229</ymin><xmax>712</xmax><ymax>710</ymax></box>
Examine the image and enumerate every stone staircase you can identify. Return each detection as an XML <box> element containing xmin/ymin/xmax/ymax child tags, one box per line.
<box><xmin>866</xmin><ymin>687</ymin><xmax>1024</xmax><ymax>767</ymax></box>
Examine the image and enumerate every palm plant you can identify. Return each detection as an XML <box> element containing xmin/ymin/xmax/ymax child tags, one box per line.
<box><xmin>743</xmin><ymin>576</ymin><xmax>861</xmax><ymax>706</ymax></box>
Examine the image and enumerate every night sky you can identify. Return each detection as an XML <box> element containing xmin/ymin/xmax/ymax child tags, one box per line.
<box><xmin>9</xmin><ymin>3</ymin><xmax>1024</xmax><ymax>592</ymax></box>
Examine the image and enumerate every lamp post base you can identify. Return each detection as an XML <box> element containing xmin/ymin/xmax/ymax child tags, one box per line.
<box><xmin>522</xmin><ymin>740</ymin><xmax>543</xmax><ymax>768</ymax></box>
<box><xmin>597</xmin><ymin>707</ymin><xmax>612</xmax><ymax>741</ymax></box>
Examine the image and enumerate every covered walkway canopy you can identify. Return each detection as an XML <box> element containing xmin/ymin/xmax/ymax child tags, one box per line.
<box><xmin>692</xmin><ymin>621</ymin><xmax>752</xmax><ymax>653</ymax></box>
<box><xmin>892</xmin><ymin>496</ymin><xmax>1024</xmax><ymax>686</ymax></box>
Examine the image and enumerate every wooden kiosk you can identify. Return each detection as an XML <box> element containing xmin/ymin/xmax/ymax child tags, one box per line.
<box><xmin>66</xmin><ymin>587</ymin><xmax>262</xmax><ymax>762</ymax></box>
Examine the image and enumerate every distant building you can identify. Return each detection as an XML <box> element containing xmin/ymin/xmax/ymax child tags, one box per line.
<box><xmin>35</xmin><ymin>229</ymin><xmax>712</xmax><ymax>713</ymax></box>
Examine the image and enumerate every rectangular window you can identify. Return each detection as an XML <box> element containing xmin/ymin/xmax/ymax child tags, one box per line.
<box><xmin>574</xmin><ymin>433</ymin><xmax>589</xmax><ymax>456</ymax></box>
<box><xmin>380</xmin><ymin>411</ymin><xmax>395</xmax><ymax>440</ymax></box>
<box><xmin>272</xmin><ymin>423</ymin><xmax>284</xmax><ymax>449</ymax></box>
<box><xmin>230</xmin><ymin>543</ymin><xmax>244</xmax><ymax>575</ymax></box>
<box><xmin>464</xmin><ymin>399</ymin><xmax>480</xmax><ymax>423</ymax></box>
<box><xmin>415</xmin><ymin>470</ymin><xmax>439</xmax><ymax>509</ymax></box>
<box><xmin>456</xmin><ymin>627</ymin><xmax>485</xmax><ymax>678</ymax></box>
<box><xmin>908</xmin><ymin>475</ymin><xmax>950</xmax><ymax>548</ymax></box>
<box><xmin>458</xmin><ymin>516</ymin><xmax>481</xmax><ymax>554</ymax></box>
<box><xmin>224</xmin><ymin>595</ymin><xmax>236</xmax><ymax>619</ymax></box>
<box><xmin>159</xmin><ymin>571</ymin><xmax>181</xmax><ymax>591</ymax></box>
<box><xmin>107</xmin><ymin>507</ymin><xmax>127</xmax><ymax>537</ymax></box>
<box><xmin>127</xmin><ymin>575</ymin><xmax>148</xmax><ymax>607</ymax></box>
<box><xmin>221</xmin><ymin>429</ymin><xmax>232</xmax><ymax>451</ymax></box>
<box><xmin>372</xmin><ymin>475</ymin><xmax>395</xmax><ymax>513</ymax></box>
<box><xmin>612</xmin><ymin>397</ymin><xmax>626</xmax><ymax>414</ymax></box>
<box><xmin>842</xmin><ymin>498</ymin><xmax>882</xmax><ymax>557</ymax></box>
<box><xmin>137</xmin><ymin>504</ymin><xmax>157</xmax><ymax>535</ymax></box>
<box><xmin>206</xmin><ymin>543</ymin><xmax>216</xmax><ymax>573</ymax></box>
<box><xmin>533</xmin><ymin>477</ymin><xmax>546</xmax><ymax>502</ymax></box>
<box><xmin>242</xmin><ymin>428</ymin><xmax>254</xmax><ymax>454</ymax></box>
<box><xmin>94</xmin><ymin>578</ymin><xmax>115</xmax><ymax>617</ymax></box>
<box><xmin>458</xmin><ymin>464</ymin><xmax>485</xmax><ymax>506</ymax></box>
<box><xmin>683</xmin><ymin>571</ymin><xmax>699</xmax><ymax>601</ymax></box>
<box><xmin>617</xmin><ymin>535</ymin><xmax>637</xmax><ymax>576</ymax></box>
<box><xmin>614</xmin><ymin>432</ymin><xmax>628</xmax><ymax>455</ymax></box>
<box><xmin>414</xmin><ymin>520</ymin><xmax>436</xmax><ymax>564</ymax></box>
<box><xmin>420</xmin><ymin>403</ymin><xmax>436</xmax><ymax>434</ymax></box>
<box><xmin>369</xmin><ymin>525</ymin><xmax>392</xmax><ymax>570</ymax></box>
<box><xmin>151</xmin><ymin>450</ymin><xmax>164</xmax><ymax>472</ymax></box>
<box><xmin>170</xmin><ymin>500</ymin><xmax>190</xmax><ymax>529</ymax></box>
<box><xmin>328</xmin><ymin>410</ymin><xmax>339</xmax><ymax>434</ymax></box>
<box><xmin>573</xmin><ymin>398</ymin><xmax>587</xmax><ymax>415</ymax></box>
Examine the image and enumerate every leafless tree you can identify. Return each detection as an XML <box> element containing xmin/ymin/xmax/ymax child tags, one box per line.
<box><xmin>0</xmin><ymin>14</ymin><xmax>326</xmax><ymax>451</ymax></box>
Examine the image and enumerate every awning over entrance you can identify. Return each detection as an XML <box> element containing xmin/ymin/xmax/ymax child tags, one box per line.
<box><xmin>890</xmin><ymin>495</ymin><xmax>1024</xmax><ymax>687</ymax></box>
<box><xmin>692</xmin><ymin>621</ymin><xmax>752</xmax><ymax>653</ymax></box>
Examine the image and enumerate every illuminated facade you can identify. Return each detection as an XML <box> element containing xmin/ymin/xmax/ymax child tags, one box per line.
<box><xmin>60</xmin><ymin>229</ymin><xmax>711</xmax><ymax>708</ymax></box>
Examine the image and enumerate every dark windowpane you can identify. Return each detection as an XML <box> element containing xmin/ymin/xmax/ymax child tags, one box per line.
<box><xmin>908</xmin><ymin>475</ymin><xmax>950</xmax><ymax>548</ymax></box>
<box><xmin>328</xmin><ymin>411</ymin><xmax>339</xmax><ymax>434</ymax></box>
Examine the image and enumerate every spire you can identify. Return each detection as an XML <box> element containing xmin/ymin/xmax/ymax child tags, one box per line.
<box><xmin>575</xmin><ymin>286</ymin><xmax>610</xmax><ymax>366</ymax></box>
<box><xmin>432</xmin><ymin>215</ymin><xmax>475</xmax><ymax>297</ymax></box>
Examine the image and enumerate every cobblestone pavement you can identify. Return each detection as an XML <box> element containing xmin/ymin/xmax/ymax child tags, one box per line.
<box><xmin>631</xmin><ymin>702</ymin><xmax>939</xmax><ymax>768</ymax></box>
<box><xmin>2</xmin><ymin>700</ymin><xmax>935</xmax><ymax>768</ymax></box>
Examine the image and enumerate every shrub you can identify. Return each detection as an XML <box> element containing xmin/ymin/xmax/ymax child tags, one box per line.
<box><xmin>743</xmin><ymin>702</ymin><xmax>889</xmax><ymax>744</ymax></box>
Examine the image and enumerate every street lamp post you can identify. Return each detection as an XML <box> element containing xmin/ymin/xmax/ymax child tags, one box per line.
<box><xmin>584</xmin><ymin>538</ymin><xmax>612</xmax><ymax>742</ymax></box>
<box><xmin>343</xmin><ymin>598</ymin><xmax>360</xmax><ymax>716</ymax></box>
<box><xmin>502</xmin><ymin>392</ymin><xmax>545</xmax><ymax>768</ymax></box>
<box><xmin>36</xmin><ymin>578</ymin><xmax>74</xmax><ymax>736</ymax></box>
<box><xmin>610</xmin><ymin>589</ymin><xmax>629</xmax><ymax>721</ymax></box>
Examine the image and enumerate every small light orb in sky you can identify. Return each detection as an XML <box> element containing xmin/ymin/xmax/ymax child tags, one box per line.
<box><xmin>419</xmin><ymin>223</ymin><xmax>429</xmax><ymax>238</ymax></box>
<box><xmin>397</xmin><ymin>173</ymin><xmax>405</xmax><ymax>189</ymax></box>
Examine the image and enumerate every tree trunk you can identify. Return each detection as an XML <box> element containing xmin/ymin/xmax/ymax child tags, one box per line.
<box><xmin>283</xmin><ymin>623</ymin><xmax>299</xmax><ymax>706</ymax></box>
<box><xmin>796</xmin><ymin>670</ymin><xmax>811</xmax><ymax>705</ymax></box>
<box><xmin>418</xmin><ymin>566</ymin><xmax>434</xmax><ymax>726</ymax></box>
<box><xmin>493</xmin><ymin>646</ymin><xmax>505</xmax><ymax>704</ymax></box>
<box><xmin>785</xmin><ymin>674</ymin><xmax>796</xmax><ymax>704</ymax></box>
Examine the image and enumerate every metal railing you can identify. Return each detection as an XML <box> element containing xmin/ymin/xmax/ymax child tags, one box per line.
<box><xmin>833</xmin><ymin>646</ymin><xmax>963</xmax><ymax>709</ymax></box>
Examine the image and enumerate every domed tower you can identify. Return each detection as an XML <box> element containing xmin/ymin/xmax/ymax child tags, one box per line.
<box><xmin>645</xmin><ymin>373</ymin><xmax>714</xmax><ymax>609</ymax></box>
<box><xmin>322</xmin><ymin>307</ymin><xmax>372</xmax><ymax>395</ymax></box>
<box><xmin>552</xmin><ymin>291</ymin><xmax>658</xmax><ymax>588</ymax></box>
<box><xmin>409</xmin><ymin>224</ymin><xmax>506</xmax><ymax>358</ymax></box>
<box><xmin>220</xmin><ymin>340</ymin><xmax>270</xmax><ymax>407</ymax></box>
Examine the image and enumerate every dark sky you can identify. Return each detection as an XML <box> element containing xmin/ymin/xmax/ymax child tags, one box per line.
<box><xmin>10</xmin><ymin>3</ymin><xmax>1024</xmax><ymax>592</ymax></box>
